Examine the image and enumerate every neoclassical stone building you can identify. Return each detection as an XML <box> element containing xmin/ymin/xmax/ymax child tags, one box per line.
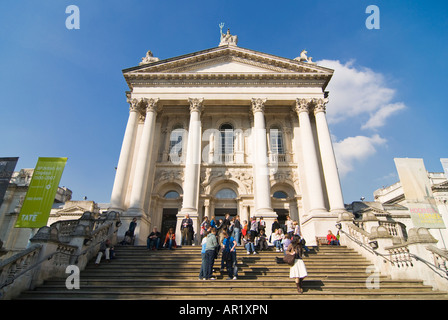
<box><xmin>109</xmin><ymin>31</ymin><xmax>346</xmax><ymax>245</ymax></box>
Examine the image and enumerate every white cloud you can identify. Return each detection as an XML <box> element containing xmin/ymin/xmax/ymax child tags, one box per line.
<box><xmin>316</xmin><ymin>59</ymin><xmax>406</xmax><ymax>177</ymax></box>
<box><xmin>361</xmin><ymin>102</ymin><xmax>406</xmax><ymax>130</ymax></box>
<box><xmin>318</xmin><ymin>59</ymin><xmax>405</xmax><ymax>129</ymax></box>
<box><xmin>333</xmin><ymin>134</ymin><xmax>387</xmax><ymax>177</ymax></box>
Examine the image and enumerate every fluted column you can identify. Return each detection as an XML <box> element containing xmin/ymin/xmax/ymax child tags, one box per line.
<box><xmin>109</xmin><ymin>98</ymin><xmax>140</xmax><ymax>211</ymax></box>
<box><xmin>180</xmin><ymin>98</ymin><xmax>203</xmax><ymax>214</ymax></box>
<box><xmin>128</xmin><ymin>98</ymin><xmax>159</xmax><ymax>215</ymax></box>
<box><xmin>251</xmin><ymin>98</ymin><xmax>274</xmax><ymax>215</ymax></box>
<box><xmin>295</xmin><ymin>98</ymin><xmax>326</xmax><ymax>214</ymax></box>
<box><xmin>313</xmin><ymin>98</ymin><xmax>346</xmax><ymax>213</ymax></box>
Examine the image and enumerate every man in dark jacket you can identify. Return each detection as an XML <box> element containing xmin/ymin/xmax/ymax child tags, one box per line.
<box><xmin>181</xmin><ymin>213</ymin><xmax>194</xmax><ymax>245</ymax></box>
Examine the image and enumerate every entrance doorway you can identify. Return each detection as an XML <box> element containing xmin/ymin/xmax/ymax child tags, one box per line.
<box><xmin>213</xmin><ymin>208</ymin><xmax>237</xmax><ymax>224</ymax></box>
<box><xmin>161</xmin><ymin>208</ymin><xmax>178</xmax><ymax>239</ymax></box>
<box><xmin>274</xmin><ymin>209</ymin><xmax>289</xmax><ymax>232</ymax></box>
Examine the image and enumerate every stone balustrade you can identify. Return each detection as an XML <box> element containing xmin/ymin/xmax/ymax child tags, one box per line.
<box><xmin>0</xmin><ymin>211</ymin><xmax>121</xmax><ymax>300</ymax></box>
<box><xmin>337</xmin><ymin>212</ymin><xmax>448</xmax><ymax>292</ymax></box>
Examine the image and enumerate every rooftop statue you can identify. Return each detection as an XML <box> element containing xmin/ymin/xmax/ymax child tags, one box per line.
<box><xmin>219</xmin><ymin>23</ymin><xmax>238</xmax><ymax>47</ymax></box>
<box><xmin>294</xmin><ymin>49</ymin><xmax>315</xmax><ymax>64</ymax></box>
<box><xmin>139</xmin><ymin>50</ymin><xmax>160</xmax><ymax>65</ymax></box>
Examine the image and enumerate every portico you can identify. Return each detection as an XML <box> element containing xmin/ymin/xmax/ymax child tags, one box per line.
<box><xmin>109</xmin><ymin>30</ymin><xmax>347</xmax><ymax>245</ymax></box>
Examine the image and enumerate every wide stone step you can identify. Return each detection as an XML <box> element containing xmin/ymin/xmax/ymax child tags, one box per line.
<box><xmin>16</xmin><ymin>245</ymin><xmax>448</xmax><ymax>300</ymax></box>
<box><xmin>35</xmin><ymin>279</ymin><xmax>435</xmax><ymax>293</ymax></box>
<box><xmin>17</xmin><ymin>290</ymin><xmax>448</xmax><ymax>300</ymax></box>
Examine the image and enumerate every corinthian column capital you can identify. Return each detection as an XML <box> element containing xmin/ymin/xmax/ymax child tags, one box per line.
<box><xmin>143</xmin><ymin>97</ymin><xmax>160</xmax><ymax>113</ymax></box>
<box><xmin>313</xmin><ymin>98</ymin><xmax>329</xmax><ymax>115</ymax></box>
<box><xmin>295</xmin><ymin>98</ymin><xmax>312</xmax><ymax>114</ymax></box>
<box><xmin>188</xmin><ymin>97</ymin><xmax>204</xmax><ymax>113</ymax></box>
<box><xmin>128</xmin><ymin>98</ymin><xmax>141</xmax><ymax>112</ymax></box>
<box><xmin>251</xmin><ymin>98</ymin><xmax>267</xmax><ymax>114</ymax></box>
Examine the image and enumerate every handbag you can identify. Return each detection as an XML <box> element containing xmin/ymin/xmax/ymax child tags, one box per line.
<box><xmin>283</xmin><ymin>253</ymin><xmax>295</xmax><ymax>266</ymax></box>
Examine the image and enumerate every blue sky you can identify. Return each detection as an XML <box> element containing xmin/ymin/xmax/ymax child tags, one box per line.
<box><xmin>0</xmin><ymin>0</ymin><xmax>447</xmax><ymax>204</ymax></box>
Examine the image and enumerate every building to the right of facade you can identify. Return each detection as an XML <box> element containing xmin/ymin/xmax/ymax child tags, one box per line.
<box><xmin>352</xmin><ymin>158</ymin><xmax>448</xmax><ymax>249</ymax></box>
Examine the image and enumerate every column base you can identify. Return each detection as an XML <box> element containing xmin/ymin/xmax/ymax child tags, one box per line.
<box><xmin>301</xmin><ymin>212</ymin><xmax>339</xmax><ymax>246</ymax></box>
<box><xmin>176</xmin><ymin>210</ymin><xmax>199</xmax><ymax>246</ymax></box>
<box><xmin>118</xmin><ymin>213</ymin><xmax>151</xmax><ymax>246</ymax></box>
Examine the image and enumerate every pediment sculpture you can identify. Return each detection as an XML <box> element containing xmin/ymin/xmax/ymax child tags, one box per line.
<box><xmin>139</xmin><ymin>50</ymin><xmax>160</xmax><ymax>65</ymax></box>
<box><xmin>294</xmin><ymin>49</ymin><xmax>315</xmax><ymax>64</ymax></box>
<box><xmin>219</xmin><ymin>23</ymin><xmax>238</xmax><ymax>47</ymax></box>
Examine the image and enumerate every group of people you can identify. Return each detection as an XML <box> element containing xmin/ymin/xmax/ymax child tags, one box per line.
<box><xmin>95</xmin><ymin>215</ymin><xmax>342</xmax><ymax>294</ymax></box>
<box><xmin>199</xmin><ymin>226</ymin><xmax>238</xmax><ymax>280</ymax></box>
<box><xmin>145</xmin><ymin>214</ymin><xmax>195</xmax><ymax>250</ymax></box>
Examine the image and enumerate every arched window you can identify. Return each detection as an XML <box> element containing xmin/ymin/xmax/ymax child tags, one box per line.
<box><xmin>164</xmin><ymin>191</ymin><xmax>180</xmax><ymax>199</ymax></box>
<box><xmin>270</xmin><ymin>125</ymin><xmax>284</xmax><ymax>154</ymax></box>
<box><xmin>216</xmin><ymin>188</ymin><xmax>237</xmax><ymax>199</ymax></box>
<box><xmin>220</xmin><ymin>123</ymin><xmax>234</xmax><ymax>162</ymax></box>
<box><xmin>273</xmin><ymin>191</ymin><xmax>288</xmax><ymax>199</ymax></box>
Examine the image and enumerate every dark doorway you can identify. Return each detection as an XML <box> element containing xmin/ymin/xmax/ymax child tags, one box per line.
<box><xmin>161</xmin><ymin>208</ymin><xmax>178</xmax><ymax>238</ymax></box>
<box><xmin>274</xmin><ymin>209</ymin><xmax>289</xmax><ymax>232</ymax></box>
<box><xmin>213</xmin><ymin>208</ymin><xmax>237</xmax><ymax>224</ymax></box>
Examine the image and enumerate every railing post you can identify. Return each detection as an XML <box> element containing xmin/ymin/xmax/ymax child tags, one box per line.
<box><xmin>336</xmin><ymin>211</ymin><xmax>355</xmax><ymax>246</ymax></box>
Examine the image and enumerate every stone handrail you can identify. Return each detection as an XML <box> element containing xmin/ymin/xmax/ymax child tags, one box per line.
<box><xmin>337</xmin><ymin>212</ymin><xmax>448</xmax><ymax>292</ymax></box>
<box><xmin>0</xmin><ymin>211</ymin><xmax>121</xmax><ymax>300</ymax></box>
<box><xmin>0</xmin><ymin>244</ymin><xmax>42</xmax><ymax>292</ymax></box>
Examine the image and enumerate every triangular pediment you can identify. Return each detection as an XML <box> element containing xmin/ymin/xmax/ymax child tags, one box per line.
<box><xmin>184</xmin><ymin>59</ymin><xmax>277</xmax><ymax>73</ymax></box>
<box><xmin>57</xmin><ymin>205</ymin><xmax>88</xmax><ymax>214</ymax></box>
<box><xmin>124</xmin><ymin>46</ymin><xmax>333</xmax><ymax>76</ymax></box>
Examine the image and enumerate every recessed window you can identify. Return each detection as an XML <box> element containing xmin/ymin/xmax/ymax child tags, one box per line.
<box><xmin>164</xmin><ymin>191</ymin><xmax>180</xmax><ymax>199</ymax></box>
<box><xmin>273</xmin><ymin>191</ymin><xmax>288</xmax><ymax>199</ymax></box>
<box><xmin>270</xmin><ymin>126</ymin><xmax>284</xmax><ymax>154</ymax></box>
<box><xmin>216</xmin><ymin>188</ymin><xmax>237</xmax><ymax>199</ymax></box>
<box><xmin>220</xmin><ymin>123</ymin><xmax>234</xmax><ymax>156</ymax></box>
<box><xmin>169</xmin><ymin>125</ymin><xmax>185</xmax><ymax>159</ymax></box>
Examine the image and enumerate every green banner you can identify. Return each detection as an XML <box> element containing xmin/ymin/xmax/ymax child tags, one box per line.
<box><xmin>15</xmin><ymin>157</ymin><xmax>67</xmax><ymax>228</ymax></box>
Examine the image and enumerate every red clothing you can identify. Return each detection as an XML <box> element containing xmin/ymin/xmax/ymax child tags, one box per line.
<box><xmin>164</xmin><ymin>232</ymin><xmax>177</xmax><ymax>248</ymax></box>
<box><xmin>327</xmin><ymin>233</ymin><xmax>337</xmax><ymax>245</ymax></box>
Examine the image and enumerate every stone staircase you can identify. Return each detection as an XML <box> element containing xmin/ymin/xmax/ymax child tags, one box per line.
<box><xmin>16</xmin><ymin>245</ymin><xmax>448</xmax><ymax>300</ymax></box>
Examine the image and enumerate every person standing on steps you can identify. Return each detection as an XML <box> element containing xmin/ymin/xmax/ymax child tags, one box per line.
<box><xmin>127</xmin><ymin>217</ymin><xmax>137</xmax><ymax>244</ymax></box>
<box><xmin>232</xmin><ymin>215</ymin><xmax>241</xmax><ymax>246</ymax></box>
<box><xmin>221</xmin><ymin>231</ymin><xmax>238</xmax><ymax>280</ymax></box>
<box><xmin>285</xmin><ymin>215</ymin><xmax>294</xmax><ymax>239</ymax></box>
<box><xmin>181</xmin><ymin>213</ymin><xmax>194</xmax><ymax>246</ymax></box>
<box><xmin>199</xmin><ymin>230</ymin><xmax>209</xmax><ymax>280</ymax></box>
<box><xmin>204</xmin><ymin>227</ymin><xmax>219</xmax><ymax>280</ymax></box>
<box><xmin>286</xmin><ymin>235</ymin><xmax>307</xmax><ymax>294</ymax></box>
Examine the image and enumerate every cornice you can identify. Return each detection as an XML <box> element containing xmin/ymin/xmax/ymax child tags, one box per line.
<box><xmin>123</xmin><ymin>46</ymin><xmax>333</xmax><ymax>90</ymax></box>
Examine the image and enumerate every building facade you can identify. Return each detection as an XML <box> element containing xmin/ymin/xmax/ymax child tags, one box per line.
<box><xmin>109</xmin><ymin>31</ymin><xmax>347</xmax><ymax>245</ymax></box>
<box><xmin>372</xmin><ymin>158</ymin><xmax>448</xmax><ymax>249</ymax></box>
<box><xmin>0</xmin><ymin>169</ymin><xmax>73</xmax><ymax>259</ymax></box>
